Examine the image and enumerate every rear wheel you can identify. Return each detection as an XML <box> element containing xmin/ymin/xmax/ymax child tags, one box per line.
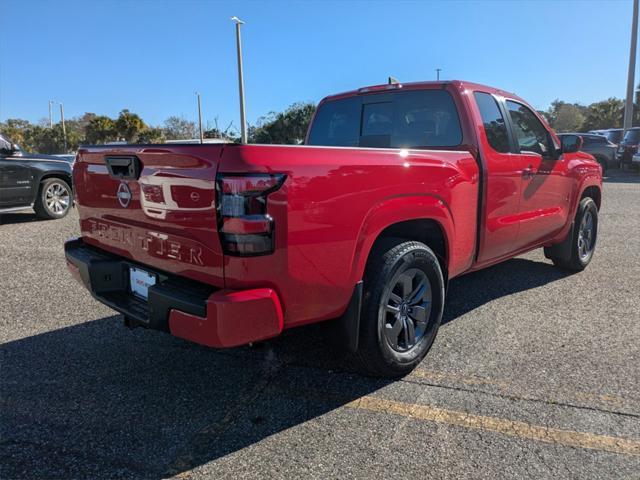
<box><xmin>356</xmin><ymin>241</ymin><xmax>445</xmax><ymax>377</ymax></box>
<box><xmin>34</xmin><ymin>178</ymin><xmax>73</xmax><ymax>219</ymax></box>
<box><xmin>545</xmin><ymin>197</ymin><xmax>598</xmax><ymax>271</ymax></box>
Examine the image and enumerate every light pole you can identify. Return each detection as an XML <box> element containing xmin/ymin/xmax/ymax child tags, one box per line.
<box><xmin>196</xmin><ymin>91</ymin><xmax>204</xmax><ymax>144</ymax></box>
<box><xmin>231</xmin><ymin>16</ymin><xmax>248</xmax><ymax>144</ymax></box>
<box><xmin>48</xmin><ymin>100</ymin><xmax>54</xmax><ymax>128</ymax></box>
<box><xmin>436</xmin><ymin>68</ymin><xmax>442</xmax><ymax>81</ymax></box>
<box><xmin>623</xmin><ymin>0</ymin><xmax>638</xmax><ymax>132</ymax></box>
<box><xmin>59</xmin><ymin>103</ymin><xmax>67</xmax><ymax>152</ymax></box>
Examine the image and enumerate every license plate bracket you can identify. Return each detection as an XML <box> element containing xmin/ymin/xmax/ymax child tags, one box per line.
<box><xmin>129</xmin><ymin>267</ymin><xmax>157</xmax><ymax>300</ymax></box>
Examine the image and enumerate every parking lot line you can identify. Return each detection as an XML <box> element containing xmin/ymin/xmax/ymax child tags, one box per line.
<box><xmin>409</xmin><ymin>369</ymin><xmax>632</xmax><ymax>409</ymax></box>
<box><xmin>346</xmin><ymin>396</ymin><xmax>640</xmax><ymax>456</ymax></box>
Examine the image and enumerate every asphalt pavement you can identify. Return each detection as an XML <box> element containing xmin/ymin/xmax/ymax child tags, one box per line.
<box><xmin>1</xmin><ymin>170</ymin><xmax>639</xmax><ymax>479</ymax></box>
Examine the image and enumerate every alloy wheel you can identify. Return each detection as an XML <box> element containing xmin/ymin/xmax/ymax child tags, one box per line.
<box><xmin>45</xmin><ymin>182</ymin><xmax>70</xmax><ymax>215</ymax></box>
<box><xmin>577</xmin><ymin>210</ymin><xmax>595</xmax><ymax>261</ymax></box>
<box><xmin>382</xmin><ymin>268</ymin><xmax>432</xmax><ymax>352</ymax></box>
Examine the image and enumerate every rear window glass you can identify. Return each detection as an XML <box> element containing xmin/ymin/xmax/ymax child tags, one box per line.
<box><xmin>605</xmin><ymin>131</ymin><xmax>623</xmax><ymax>143</ymax></box>
<box><xmin>623</xmin><ymin>129</ymin><xmax>640</xmax><ymax>143</ymax></box>
<box><xmin>307</xmin><ymin>89</ymin><xmax>462</xmax><ymax>149</ymax></box>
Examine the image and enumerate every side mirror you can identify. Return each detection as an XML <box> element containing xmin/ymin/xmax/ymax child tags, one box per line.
<box><xmin>0</xmin><ymin>139</ymin><xmax>18</xmax><ymax>155</ymax></box>
<box><xmin>561</xmin><ymin>134</ymin><xmax>582</xmax><ymax>154</ymax></box>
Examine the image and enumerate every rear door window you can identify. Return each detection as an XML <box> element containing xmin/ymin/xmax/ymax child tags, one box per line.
<box><xmin>306</xmin><ymin>96</ymin><xmax>361</xmax><ymax>147</ymax></box>
<box><xmin>307</xmin><ymin>89</ymin><xmax>462</xmax><ymax>149</ymax></box>
<box><xmin>473</xmin><ymin>92</ymin><xmax>510</xmax><ymax>153</ymax></box>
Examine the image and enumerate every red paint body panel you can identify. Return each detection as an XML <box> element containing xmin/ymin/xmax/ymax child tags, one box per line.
<box><xmin>71</xmin><ymin>80</ymin><xmax>602</xmax><ymax>348</ymax></box>
<box><xmin>218</xmin><ymin>144</ymin><xmax>478</xmax><ymax>327</ymax></box>
<box><xmin>168</xmin><ymin>288</ymin><xmax>283</xmax><ymax>348</ymax></box>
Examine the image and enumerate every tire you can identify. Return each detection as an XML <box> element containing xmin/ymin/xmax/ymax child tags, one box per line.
<box><xmin>545</xmin><ymin>197</ymin><xmax>598</xmax><ymax>271</ymax></box>
<box><xmin>594</xmin><ymin>156</ymin><xmax>607</xmax><ymax>173</ymax></box>
<box><xmin>356</xmin><ymin>240</ymin><xmax>445</xmax><ymax>378</ymax></box>
<box><xmin>34</xmin><ymin>178</ymin><xmax>73</xmax><ymax>220</ymax></box>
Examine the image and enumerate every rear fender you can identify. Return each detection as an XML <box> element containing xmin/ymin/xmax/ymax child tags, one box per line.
<box><xmin>350</xmin><ymin>195</ymin><xmax>453</xmax><ymax>283</ymax></box>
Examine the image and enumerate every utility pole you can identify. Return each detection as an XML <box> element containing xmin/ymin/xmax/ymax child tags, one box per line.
<box><xmin>48</xmin><ymin>100</ymin><xmax>54</xmax><ymax>128</ymax></box>
<box><xmin>231</xmin><ymin>16</ymin><xmax>248</xmax><ymax>144</ymax></box>
<box><xmin>624</xmin><ymin>0</ymin><xmax>639</xmax><ymax>132</ymax></box>
<box><xmin>196</xmin><ymin>91</ymin><xmax>204</xmax><ymax>144</ymax></box>
<box><xmin>59</xmin><ymin>103</ymin><xmax>67</xmax><ymax>152</ymax></box>
<box><xmin>436</xmin><ymin>68</ymin><xmax>442</xmax><ymax>81</ymax></box>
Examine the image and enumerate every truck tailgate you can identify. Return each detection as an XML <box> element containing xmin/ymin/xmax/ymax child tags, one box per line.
<box><xmin>73</xmin><ymin>144</ymin><xmax>226</xmax><ymax>287</ymax></box>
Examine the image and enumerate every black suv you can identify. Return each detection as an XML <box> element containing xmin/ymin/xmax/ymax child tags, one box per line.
<box><xmin>616</xmin><ymin>128</ymin><xmax>640</xmax><ymax>167</ymax></box>
<box><xmin>558</xmin><ymin>133</ymin><xmax>617</xmax><ymax>171</ymax></box>
<box><xmin>0</xmin><ymin>133</ymin><xmax>74</xmax><ymax>219</ymax></box>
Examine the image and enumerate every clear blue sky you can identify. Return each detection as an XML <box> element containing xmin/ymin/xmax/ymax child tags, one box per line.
<box><xmin>0</xmin><ymin>0</ymin><xmax>636</xmax><ymax>130</ymax></box>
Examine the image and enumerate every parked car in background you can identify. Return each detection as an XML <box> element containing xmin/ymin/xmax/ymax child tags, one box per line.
<box><xmin>617</xmin><ymin>127</ymin><xmax>640</xmax><ymax>167</ymax></box>
<box><xmin>0</xmin><ymin>133</ymin><xmax>74</xmax><ymax>219</ymax></box>
<box><xmin>589</xmin><ymin>129</ymin><xmax>623</xmax><ymax>146</ymax></box>
<box><xmin>559</xmin><ymin>133</ymin><xmax>616</xmax><ymax>171</ymax></box>
<box><xmin>601</xmin><ymin>129</ymin><xmax>624</xmax><ymax>146</ymax></box>
<box><xmin>632</xmin><ymin>152</ymin><xmax>640</xmax><ymax>169</ymax></box>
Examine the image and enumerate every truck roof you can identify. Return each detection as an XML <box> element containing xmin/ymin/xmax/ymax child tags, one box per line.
<box><xmin>321</xmin><ymin>80</ymin><xmax>522</xmax><ymax>104</ymax></box>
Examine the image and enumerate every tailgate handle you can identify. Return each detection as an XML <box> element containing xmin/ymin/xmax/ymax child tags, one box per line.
<box><xmin>105</xmin><ymin>156</ymin><xmax>141</xmax><ymax>180</ymax></box>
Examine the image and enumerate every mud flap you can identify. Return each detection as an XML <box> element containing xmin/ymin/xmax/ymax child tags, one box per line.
<box><xmin>544</xmin><ymin>221</ymin><xmax>575</xmax><ymax>262</ymax></box>
<box><xmin>327</xmin><ymin>281</ymin><xmax>363</xmax><ymax>353</ymax></box>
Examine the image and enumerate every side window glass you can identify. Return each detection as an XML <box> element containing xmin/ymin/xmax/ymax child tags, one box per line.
<box><xmin>506</xmin><ymin>100</ymin><xmax>552</xmax><ymax>158</ymax></box>
<box><xmin>473</xmin><ymin>92</ymin><xmax>510</xmax><ymax>153</ymax></box>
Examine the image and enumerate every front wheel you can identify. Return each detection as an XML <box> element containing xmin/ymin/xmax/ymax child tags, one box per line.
<box><xmin>34</xmin><ymin>178</ymin><xmax>73</xmax><ymax>219</ymax></box>
<box><xmin>356</xmin><ymin>241</ymin><xmax>445</xmax><ymax>377</ymax></box>
<box><xmin>545</xmin><ymin>197</ymin><xmax>598</xmax><ymax>271</ymax></box>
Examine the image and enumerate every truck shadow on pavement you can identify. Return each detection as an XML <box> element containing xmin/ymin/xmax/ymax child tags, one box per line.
<box><xmin>1</xmin><ymin>258</ymin><xmax>570</xmax><ymax>479</ymax></box>
<box><xmin>0</xmin><ymin>212</ymin><xmax>40</xmax><ymax>225</ymax></box>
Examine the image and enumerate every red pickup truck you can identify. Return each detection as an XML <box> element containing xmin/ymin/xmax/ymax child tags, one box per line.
<box><xmin>65</xmin><ymin>80</ymin><xmax>602</xmax><ymax>377</ymax></box>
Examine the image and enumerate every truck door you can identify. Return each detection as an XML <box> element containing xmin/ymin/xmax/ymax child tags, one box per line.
<box><xmin>0</xmin><ymin>156</ymin><xmax>35</xmax><ymax>207</ymax></box>
<box><xmin>504</xmin><ymin>100</ymin><xmax>571</xmax><ymax>249</ymax></box>
<box><xmin>472</xmin><ymin>92</ymin><xmax>522</xmax><ymax>263</ymax></box>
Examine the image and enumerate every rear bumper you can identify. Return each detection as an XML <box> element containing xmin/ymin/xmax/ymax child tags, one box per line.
<box><xmin>64</xmin><ymin>238</ymin><xmax>283</xmax><ymax>348</ymax></box>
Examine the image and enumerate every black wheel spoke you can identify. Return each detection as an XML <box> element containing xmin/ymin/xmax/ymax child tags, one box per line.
<box><xmin>409</xmin><ymin>301</ymin><xmax>430</xmax><ymax>325</ymax></box>
<box><xmin>404</xmin><ymin>317</ymin><xmax>416</xmax><ymax>346</ymax></box>
<box><xmin>385</xmin><ymin>316</ymin><xmax>403</xmax><ymax>349</ymax></box>
<box><xmin>389</xmin><ymin>292</ymin><xmax>402</xmax><ymax>305</ymax></box>
<box><xmin>385</xmin><ymin>304</ymin><xmax>400</xmax><ymax>314</ymax></box>
<box><xmin>399</xmin><ymin>273</ymin><xmax>414</xmax><ymax>298</ymax></box>
<box><xmin>408</xmin><ymin>279</ymin><xmax>428</xmax><ymax>305</ymax></box>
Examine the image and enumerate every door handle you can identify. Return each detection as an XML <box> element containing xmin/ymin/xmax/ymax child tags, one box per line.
<box><xmin>522</xmin><ymin>166</ymin><xmax>534</xmax><ymax>179</ymax></box>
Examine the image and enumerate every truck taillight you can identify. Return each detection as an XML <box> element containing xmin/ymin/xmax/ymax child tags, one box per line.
<box><xmin>217</xmin><ymin>174</ymin><xmax>285</xmax><ymax>256</ymax></box>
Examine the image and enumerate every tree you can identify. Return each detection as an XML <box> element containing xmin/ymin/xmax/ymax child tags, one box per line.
<box><xmin>1</xmin><ymin>118</ymin><xmax>30</xmax><ymax>147</ymax></box>
<box><xmin>552</xmin><ymin>104</ymin><xmax>585</xmax><ymax>132</ymax></box>
<box><xmin>545</xmin><ymin>100</ymin><xmax>587</xmax><ymax>132</ymax></box>
<box><xmin>21</xmin><ymin>124</ymin><xmax>80</xmax><ymax>154</ymax></box>
<box><xmin>85</xmin><ymin>116</ymin><xmax>117</xmax><ymax>144</ymax></box>
<box><xmin>163</xmin><ymin>116</ymin><xmax>196</xmax><ymax>140</ymax></box>
<box><xmin>249</xmin><ymin>102</ymin><xmax>316</xmax><ymax>144</ymax></box>
<box><xmin>115</xmin><ymin>109</ymin><xmax>146</xmax><ymax>142</ymax></box>
<box><xmin>137</xmin><ymin>127</ymin><xmax>166</xmax><ymax>144</ymax></box>
<box><xmin>582</xmin><ymin>98</ymin><xmax>624</xmax><ymax>131</ymax></box>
